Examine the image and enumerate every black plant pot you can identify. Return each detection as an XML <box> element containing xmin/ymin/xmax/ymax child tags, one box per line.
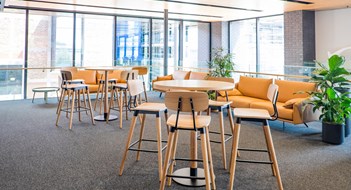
<box><xmin>322</xmin><ymin>122</ymin><xmax>345</xmax><ymax>145</ymax></box>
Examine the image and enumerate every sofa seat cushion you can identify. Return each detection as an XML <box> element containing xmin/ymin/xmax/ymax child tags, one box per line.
<box><xmin>229</xmin><ymin>96</ymin><xmax>267</xmax><ymax>108</ymax></box>
<box><xmin>189</xmin><ymin>72</ymin><xmax>208</xmax><ymax>80</ymax></box>
<box><xmin>249</xmin><ymin>101</ymin><xmax>274</xmax><ymax>115</ymax></box>
<box><xmin>172</xmin><ymin>70</ymin><xmax>191</xmax><ymax>80</ymax></box>
<box><xmin>276</xmin><ymin>102</ymin><xmax>293</xmax><ymax>120</ymax></box>
<box><xmin>275</xmin><ymin>80</ymin><xmax>316</xmax><ymax>103</ymax></box>
<box><xmin>237</xmin><ymin>76</ymin><xmax>273</xmax><ymax>100</ymax></box>
<box><xmin>87</xmin><ymin>84</ymin><xmax>99</xmax><ymax>93</ymax></box>
<box><xmin>73</xmin><ymin>70</ymin><xmax>97</xmax><ymax>84</ymax></box>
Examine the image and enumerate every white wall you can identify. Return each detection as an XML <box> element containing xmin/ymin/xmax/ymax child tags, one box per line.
<box><xmin>316</xmin><ymin>8</ymin><xmax>351</xmax><ymax>67</ymax></box>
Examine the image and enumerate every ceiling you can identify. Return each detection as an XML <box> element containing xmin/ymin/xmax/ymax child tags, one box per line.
<box><xmin>5</xmin><ymin>0</ymin><xmax>351</xmax><ymax>21</ymax></box>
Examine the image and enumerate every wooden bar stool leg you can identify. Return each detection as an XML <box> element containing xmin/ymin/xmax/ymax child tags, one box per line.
<box><xmin>119</xmin><ymin>90</ymin><xmax>123</xmax><ymax>129</ymax></box>
<box><xmin>119</xmin><ymin>113</ymin><xmax>138</xmax><ymax>176</ymax></box>
<box><xmin>164</xmin><ymin>110</ymin><xmax>169</xmax><ymax>134</ymax></box>
<box><xmin>263</xmin><ymin>122</ymin><xmax>277</xmax><ymax>176</ymax></box>
<box><xmin>66</xmin><ymin>90</ymin><xmax>71</xmax><ymax>118</ymax></box>
<box><xmin>124</xmin><ymin>90</ymin><xmax>128</xmax><ymax>120</ymax></box>
<box><xmin>82</xmin><ymin>89</ymin><xmax>88</xmax><ymax>114</ymax></box>
<box><xmin>136</xmin><ymin>114</ymin><xmax>146</xmax><ymax>161</ymax></box>
<box><xmin>263</xmin><ymin>122</ymin><xmax>283</xmax><ymax>190</ymax></box>
<box><xmin>228</xmin><ymin>118</ymin><xmax>241</xmax><ymax>190</ymax></box>
<box><xmin>219</xmin><ymin>108</ymin><xmax>227</xmax><ymax>169</ymax></box>
<box><xmin>200</xmin><ymin>129</ymin><xmax>211</xmax><ymax>190</ymax></box>
<box><xmin>167</xmin><ymin>130</ymin><xmax>179</xmax><ymax>186</ymax></box>
<box><xmin>155</xmin><ymin>114</ymin><xmax>163</xmax><ymax>181</ymax></box>
<box><xmin>99</xmin><ymin>83</ymin><xmax>105</xmax><ymax>115</ymax></box>
<box><xmin>86</xmin><ymin>89</ymin><xmax>95</xmax><ymax>125</ymax></box>
<box><xmin>69</xmin><ymin>90</ymin><xmax>76</xmax><ymax>130</ymax></box>
<box><xmin>107</xmin><ymin>88</ymin><xmax>115</xmax><ymax>122</ymax></box>
<box><xmin>160</xmin><ymin>128</ymin><xmax>175</xmax><ymax>190</ymax></box>
<box><xmin>206</xmin><ymin>127</ymin><xmax>216</xmax><ymax>189</ymax></box>
<box><xmin>78</xmin><ymin>89</ymin><xmax>82</xmax><ymax>122</ymax></box>
<box><xmin>56</xmin><ymin>89</ymin><xmax>67</xmax><ymax>126</ymax></box>
<box><xmin>56</xmin><ymin>89</ymin><xmax>64</xmax><ymax>114</ymax></box>
<box><xmin>94</xmin><ymin>83</ymin><xmax>102</xmax><ymax>111</ymax></box>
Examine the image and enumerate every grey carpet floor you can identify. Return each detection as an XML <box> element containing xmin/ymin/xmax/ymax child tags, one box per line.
<box><xmin>0</xmin><ymin>91</ymin><xmax>350</xmax><ymax>190</ymax></box>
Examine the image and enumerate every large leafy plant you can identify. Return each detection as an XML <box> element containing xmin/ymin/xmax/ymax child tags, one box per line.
<box><xmin>207</xmin><ymin>48</ymin><xmax>234</xmax><ymax>99</ymax></box>
<box><xmin>208</xmin><ymin>48</ymin><xmax>234</xmax><ymax>77</ymax></box>
<box><xmin>308</xmin><ymin>55</ymin><xmax>351</xmax><ymax>124</ymax></box>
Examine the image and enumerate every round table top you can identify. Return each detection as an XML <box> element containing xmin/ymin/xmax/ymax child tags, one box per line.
<box><xmin>153</xmin><ymin>80</ymin><xmax>235</xmax><ymax>91</ymax></box>
<box><xmin>32</xmin><ymin>87</ymin><xmax>60</xmax><ymax>92</ymax></box>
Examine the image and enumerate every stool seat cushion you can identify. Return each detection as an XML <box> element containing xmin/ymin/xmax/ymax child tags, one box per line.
<box><xmin>133</xmin><ymin>103</ymin><xmax>167</xmax><ymax>112</ymax></box>
<box><xmin>63</xmin><ymin>84</ymin><xmax>88</xmax><ymax>90</ymax></box>
<box><xmin>113</xmin><ymin>83</ymin><xmax>127</xmax><ymax>89</ymax></box>
<box><xmin>167</xmin><ymin>114</ymin><xmax>211</xmax><ymax>129</ymax></box>
<box><xmin>234</xmin><ymin>108</ymin><xmax>271</xmax><ymax>119</ymax></box>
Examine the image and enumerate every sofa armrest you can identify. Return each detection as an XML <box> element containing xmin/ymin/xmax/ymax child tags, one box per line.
<box><xmin>152</xmin><ymin>75</ymin><xmax>173</xmax><ymax>91</ymax></box>
<box><xmin>293</xmin><ymin>98</ymin><xmax>321</xmax><ymax>123</ymax></box>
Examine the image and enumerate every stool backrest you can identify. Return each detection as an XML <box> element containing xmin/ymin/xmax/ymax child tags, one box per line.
<box><xmin>128</xmin><ymin>79</ymin><xmax>144</xmax><ymax>97</ymax></box>
<box><xmin>120</xmin><ymin>70</ymin><xmax>138</xmax><ymax>81</ymax></box>
<box><xmin>132</xmin><ymin>66</ymin><xmax>148</xmax><ymax>75</ymax></box>
<box><xmin>61</xmin><ymin>70</ymin><xmax>73</xmax><ymax>81</ymax></box>
<box><xmin>267</xmin><ymin>84</ymin><xmax>279</xmax><ymax>120</ymax></box>
<box><xmin>165</xmin><ymin>91</ymin><xmax>209</xmax><ymax>112</ymax></box>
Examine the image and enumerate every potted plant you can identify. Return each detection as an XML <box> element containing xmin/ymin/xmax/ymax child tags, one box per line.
<box><xmin>207</xmin><ymin>48</ymin><xmax>234</xmax><ymax>99</ymax></box>
<box><xmin>307</xmin><ymin>54</ymin><xmax>351</xmax><ymax>144</ymax></box>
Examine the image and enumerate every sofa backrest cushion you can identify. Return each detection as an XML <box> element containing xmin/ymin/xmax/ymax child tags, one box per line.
<box><xmin>237</xmin><ymin>76</ymin><xmax>273</xmax><ymax>100</ymax></box>
<box><xmin>73</xmin><ymin>70</ymin><xmax>97</xmax><ymax>84</ymax></box>
<box><xmin>275</xmin><ymin>80</ymin><xmax>316</xmax><ymax>103</ymax></box>
<box><xmin>189</xmin><ymin>72</ymin><xmax>208</xmax><ymax>80</ymax></box>
<box><xmin>173</xmin><ymin>70</ymin><xmax>191</xmax><ymax>80</ymax></box>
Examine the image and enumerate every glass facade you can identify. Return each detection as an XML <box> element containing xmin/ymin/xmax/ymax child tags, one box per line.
<box><xmin>0</xmin><ymin>10</ymin><xmax>26</xmax><ymax>100</ymax></box>
<box><xmin>182</xmin><ymin>21</ymin><xmax>210</xmax><ymax>69</ymax></box>
<box><xmin>75</xmin><ymin>14</ymin><xmax>114</xmax><ymax>67</ymax></box>
<box><xmin>230</xmin><ymin>16</ymin><xmax>284</xmax><ymax>76</ymax></box>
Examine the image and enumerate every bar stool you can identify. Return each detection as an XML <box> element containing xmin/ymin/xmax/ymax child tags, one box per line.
<box><xmin>160</xmin><ymin>91</ymin><xmax>215</xmax><ymax>190</ymax></box>
<box><xmin>119</xmin><ymin>79</ymin><xmax>168</xmax><ymax>180</ymax></box>
<box><xmin>56</xmin><ymin>83</ymin><xmax>95</xmax><ymax>130</ymax></box>
<box><xmin>132</xmin><ymin>66</ymin><xmax>148</xmax><ymax>102</ymax></box>
<box><xmin>228</xmin><ymin>84</ymin><xmax>283</xmax><ymax>190</ymax></box>
<box><xmin>94</xmin><ymin>71</ymin><xmax>117</xmax><ymax>114</ymax></box>
<box><xmin>108</xmin><ymin>70</ymin><xmax>138</xmax><ymax>128</ymax></box>
<box><xmin>207</xmin><ymin>76</ymin><xmax>235</xmax><ymax>170</ymax></box>
<box><xmin>56</xmin><ymin>70</ymin><xmax>85</xmax><ymax>114</ymax></box>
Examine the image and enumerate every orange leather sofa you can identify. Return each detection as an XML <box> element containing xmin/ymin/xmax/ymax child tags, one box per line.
<box><xmin>217</xmin><ymin>75</ymin><xmax>320</xmax><ymax>125</ymax></box>
<box><xmin>61</xmin><ymin>67</ymin><xmax>124</xmax><ymax>93</ymax></box>
<box><xmin>152</xmin><ymin>70</ymin><xmax>209</xmax><ymax>93</ymax></box>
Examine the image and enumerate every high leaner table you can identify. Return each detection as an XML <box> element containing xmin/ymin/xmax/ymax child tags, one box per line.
<box><xmin>85</xmin><ymin>67</ymin><xmax>126</xmax><ymax>122</ymax></box>
<box><xmin>153</xmin><ymin>79</ymin><xmax>235</xmax><ymax>187</ymax></box>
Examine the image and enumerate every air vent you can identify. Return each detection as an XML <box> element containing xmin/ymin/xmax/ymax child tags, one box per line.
<box><xmin>281</xmin><ymin>0</ymin><xmax>313</xmax><ymax>5</ymax></box>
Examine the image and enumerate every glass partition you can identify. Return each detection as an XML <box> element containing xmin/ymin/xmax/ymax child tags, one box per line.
<box><xmin>230</xmin><ymin>19</ymin><xmax>257</xmax><ymax>72</ymax></box>
<box><xmin>182</xmin><ymin>21</ymin><xmax>210</xmax><ymax>69</ymax></box>
<box><xmin>0</xmin><ymin>9</ymin><xmax>26</xmax><ymax>100</ymax></box>
<box><xmin>75</xmin><ymin>14</ymin><xmax>114</xmax><ymax>67</ymax></box>
<box><xmin>27</xmin><ymin>11</ymin><xmax>73</xmax><ymax>98</ymax></box>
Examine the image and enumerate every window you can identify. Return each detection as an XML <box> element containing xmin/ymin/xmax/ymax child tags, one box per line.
<box><xmin>182</xmin><ymin>21</ymin><xmax>210</xmax><ymax>69</ymax></box>
<box><xmin>230</xmin><ymin>15</ymin><xmax>284</xmax><ymax>76</ymax></box>
<box><xmin>27</xmin><ymin>11</ymin><xmax>73</xmax><ymax>98</ymax></box>
<box><xmin>151</xmin><ymin>19</ymin><xmax>180</xmax><ymax>76</ymax></box>
<box><xmin>0</xmin><ymin>9</ymin><xmax>26</xmax><ymax>100</ymax></box>
<box><xmin>230</xmin><ymin>19</ymin><xmax>257</xmax><ymax>72</ymax></box>
<box><xmin>75</xmin><ymin>14</ymin><xmax>114</xmax><ymax>67</ymax></box>
<box><xmin>257</xmin><ymin>16</ymin><xmax>284</xmax><ymax>74</ymax></box>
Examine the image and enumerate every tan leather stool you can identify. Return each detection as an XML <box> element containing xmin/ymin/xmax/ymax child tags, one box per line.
<box><xmin>56</xmin><ymin>83</ymin><xmax>95</xmax><ymax>130</ymax></box>
<box><xmin>228</xmin><ymin>84</ymin><xmax>283</xmax><ymax>190</ymax></box>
